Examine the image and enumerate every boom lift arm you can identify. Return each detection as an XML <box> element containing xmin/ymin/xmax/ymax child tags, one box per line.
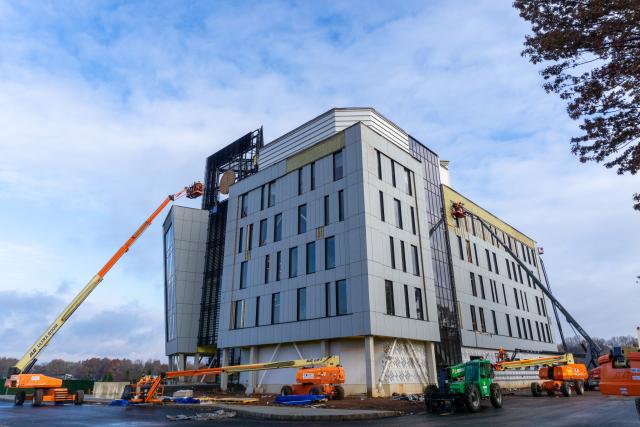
<box><xmin>131</xmin><ymin>356</ymin><xmax>342</xmax><ymax>404</ymax></box>
<box><xmin>7</xmin><ymin>182</ymin><xmax>204</xmax><ymax>379</ymax></box>
<box><xmin>451</xmin><ymin>202</ymin><xmax>601</xmax><ymax>369</ymax></box>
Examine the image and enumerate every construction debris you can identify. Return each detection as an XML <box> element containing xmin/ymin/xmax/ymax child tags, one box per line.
<box><xmin>165</xmin><ymin>410</ymin><xmax>236</xmax><ymax>421</ymax></box>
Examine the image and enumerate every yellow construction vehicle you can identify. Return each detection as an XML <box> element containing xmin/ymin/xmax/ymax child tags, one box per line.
<box><xmin>5</xmin><ymin>182</ymin><xmax>204</xmax><ymax>406</ymax></box>
<box><xmin>123</xmin><ymin>355</ymin><xmax>345</xmax><ymax>404</ymax></box>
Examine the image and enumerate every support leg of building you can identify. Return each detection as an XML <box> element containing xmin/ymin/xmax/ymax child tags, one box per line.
<box><xmin>220</xmin><ymin>348</ymin><xmax>229</xmax><ymax>391</ymax></box>
<box><xmin>246</xmin><ymin>346</ymin><xmax>258</xmax><ymax>395</ymax></box>
<box><xmin>425</xmin><ymin>342</ymin><xmax>437</xmax><ymax>385</ymax></box>
<box><xmin>320</xmin><ymin>340</ymin><xmax>330</xmax><ymax>357</ymax></box>
<box><xmin>364</xmin><ymin>335</ymin><xmax>377</xmax><ymax>397</ymax></box>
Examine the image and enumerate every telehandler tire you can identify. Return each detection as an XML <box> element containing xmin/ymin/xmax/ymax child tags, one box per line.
<box><xmin>14</xmin><ymin>391</ymin><xmax>25</xmax><ymax>406</ymax></box>
<box><xmin>464</xmin><ymin>384</ymin><xmax>481</xmax><ymax>413</ymax></box>
<box><xmin>561</xmin><ymin>381</ymin><xmax>572</xmax><ymax>397</ymax></box>
<box><xmin>490</xmin><ymin>383</ymin><xmax>503</xmax><ymax>408</ymax></box>
<box><xmin>32</xmin><ymin>389</ymin><xmax>43</xmax><ymax>407</ymax></box>
<box><xmin>575</xmin><ymin>380</ymin><xmax>585</xmax><ymax>395</ymax></box>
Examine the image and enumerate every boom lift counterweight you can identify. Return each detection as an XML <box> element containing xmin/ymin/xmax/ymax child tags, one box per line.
<box><xmin>6</xmin><ymin>182</ymin><xmax>204</xmax><ymax>406</ymax></box>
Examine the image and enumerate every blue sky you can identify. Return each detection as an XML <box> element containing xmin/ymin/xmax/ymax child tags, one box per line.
<box><xmin>1</xmin><ymin>1</ymin><xmax>638</xmax><ymax>362</ymax></box>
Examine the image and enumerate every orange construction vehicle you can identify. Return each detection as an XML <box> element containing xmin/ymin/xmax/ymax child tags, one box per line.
<box><xmin>495</xmin><ymin>351</ymin><xmax>588</xmax><ymax>397</ymax></box>
<box><xmin>122</xmin><ymin>356</ymin><xmax>345</xmax><ymax>404</ymax></box>
<box><xmin>598</xmin><ymin>346</ymin><xmax>640</xmax><ymax>415</ymax></box>
<box><xmin>5</xmin><ymin>182</ymin><xmax>204</xmax><ymax>406</ymax></box>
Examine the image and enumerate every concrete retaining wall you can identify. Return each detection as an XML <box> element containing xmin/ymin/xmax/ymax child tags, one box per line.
<box><xmin>93</xmin><ymin>382</ymin><xmax>129</xmax><ymax>399</ymax></box>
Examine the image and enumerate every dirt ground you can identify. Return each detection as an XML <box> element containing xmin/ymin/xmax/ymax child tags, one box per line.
<box><xmin>193</xmin><ymin>391</ymin><xmax>424</xmax><ymax>413</ymax></box>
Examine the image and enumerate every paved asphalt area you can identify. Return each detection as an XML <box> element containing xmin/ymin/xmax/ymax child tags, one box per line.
<box><xmin>0</xmin><ymin>392</ymin><xmax>637</xmax><ymax>426</ymax></box>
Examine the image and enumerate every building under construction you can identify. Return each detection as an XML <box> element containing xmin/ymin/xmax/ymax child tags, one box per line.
<box><xmin>162</xmin><ymin>108</ymin><xmax>557</xmax><ymax>395</ymax></box>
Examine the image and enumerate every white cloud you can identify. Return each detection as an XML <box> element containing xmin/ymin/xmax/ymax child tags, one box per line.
<box><xmin>0</xmin><ymin>0</ymin><xmax>637</xmax><ymax>362</ymax></box>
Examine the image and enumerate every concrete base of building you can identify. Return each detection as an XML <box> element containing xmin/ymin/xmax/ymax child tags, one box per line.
<box><xmin>221</xmin><ymin>335</ymin><xmax>437</xmax><ymax>398</ymax></box>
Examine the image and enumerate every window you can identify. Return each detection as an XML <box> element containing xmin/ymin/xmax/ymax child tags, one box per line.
<box><xmin>260</xmin><ymin>185</ymin><xmax>265</xmax><ymax>211</ymax></box>
<box><xmin>238</xmin><ymin>227</ymin><xmax>244</xmax><ymax>253</ymax></box>
<box><xmin>298</xmin><ymin>204</ymin><xmax>307</xmax><ymax>234</ymax></box>
<box><xmin>240</xmin><ymin>261</ymin><xmax>248</xmax><ymax>289</ymax></box>
<box><xmin>457</xmin><ymin>236</ymin><xmax>464</xmax><ymax>260</ymax></box>
<box><xmin>310</xmin><ymin>162</ymin><xmax>315</xmax><ymax>190</ymax></box>
<box><xmin>338</xmin><ymin>190</ymin><xmax>344</xmax><ymax>221</ymax></box>
<box><xmin>415</xmin><ymin>288</ymin><xmax>424</xmax><ymax>320</ymax></box>
<box><xmin>404</xmin><ymin>285</ymin><xmax>410</xmax><ymax>318</ymax></box>
<box><xmin>271</xmin><ymin>293</ymin><xmax>280</xmax><ymax>324</ymax></box>
<box><xmin>506</xmin><ymin>259</ymin><xmax>512</xmax><ymax>279</ymax></box>
<box><xmin>377</xmin><ymin>150</ymin><xmax>382</xmax><ymax>179</ymax></box>
<box><xmin>297</xmin><ymin>287</ymin><xmax>307</xmax><ymax>321</ymax></box>
<box><xmin>404</xmin><ymin>168</ymin><xmax>412</xmax><ymax>195</ymax></box>
<box><xmin>502</xmin><ymin>283</ymin><xmax>507</xmax><ymax>306</ymax></box>
<box><xmin>473</xmin><ymin>243</ymin><xmax>479</xmax><ymax>266</ymax></box>
<box><xmin>325</xmin><ymin>282</ymin><xmax>331</xmax><ymax>317</ymax></box>
<box><xmin>470</xmin><ymin>305</ymin><xmax>478</xmax><ymax>331</ymax></box>
<box><xmin>506</xmin><ymin>314</ymin><xmax>513</xmax><ymax>337</ymax></box>
<box><xmin>385</xmin><ymin>280</ymin><xmax>395</xmax><ymax>315</ymax></box>
<box><xmin>276</xmin><ymin>251</ymin><xmax>282</xmax><ymax>281</ymax></box>
<box><xmin>394</xmin><ymin>198</ymin><xmax>403</xmax><ymax>229</ymax></box>
<box><xmin>493</xmin><ymin>252</ymin><xmax>499</xmax><ymax>274</ymax></box>
<box><xmin>514</xmin><ymin>288</ymin><xmax>520</xmax><ymax>309</ymax></box>
<box><xmin>333</xmin><ymin>150</ymin><xmax>343</xmax><ymax>181</ymax></box>
<box><xmin>479</xmin><ymin>307</ymin><xmax>487</xmax><ymax>332</ymax></box>
<box><xmin>527</xmin><ymin>319</ymin><xmax>534</xmax><ymax>340</ymax></box>
<box><xmin>379</xmin><ymin>191</ymin><xmax>385</xmax><ymax>221</ymax></box>
<box><xmin>479</xmin><ymin>275</ymin><xmax>486</xmax><ymax>299</ymax></box>
<box><xmin>524</xmin><ymin>293</ymin><xmax>530</xmax><ymax>311</ymax></box>
<box><xmin>306</xmin><ymin>242</ymin><xmax>316</xmax><ymax>274</ymax></box>
<box><xmin>522</xmin><ymin>317</ymin><xmax>528</xmax><ymax>339</ymax></box>
<box><xmin>546</xmin><ymin>324</ymin><xmax>552</xmax><ymax>342</ymax></box>
<box><xmin>391</xmin><ymin>160</ymin><xmax>396</xmax><ymax>187</ymax></box>
<box><xmin>400</xmin><ymin>240</ymin><xmax>407</xmax><ymax>272</ymax></box>
<box><xmin>470</xmin><ymin>272</ymin><xmax>477</xmax><ymax>297</ymax></box>
<box><xmin>410</xmin><ymin>207</ymin><xmax>416</xmax><ymax>234</ymax></box>
<box><xmin>255</xmin><ymin>296</ymin><xmax>260</xmax><ymax>326</ymax></box>
<box><xmin>325</xmin><ymin>236</ymin><xmax>335</xmax><ymax>269</ymax></box>
<box><xmin>492</xmin><ymin>310</ymin><xmax>498</xmax><ymax>335</ymax></box>
<box><xmin>517</xmin><ymin>264</ymin><xmax>523</xmax><ymax>283</ymax></box>
<box><xmin>535</xmin><ymin>296</ymin><xmax>541</xmax><ymax>315</ymax></box>
<box><xmin>259</xmin><ymin>219</ymin><xmax>268</xmax><ymax>246</ymax></box>
<box><xmin>233</xmin><ymin>300</ymin><xmax>245</xmax><ymax>329</ymax></box>
<box><xmin>240</xmin><ymin>193</ymin><xmax>248</xmax><ymax>218</ymax></box>
<box><xmin>389</xmin><ymin>236</ymin><xmax>396</xmax><ymax>269</ymax></box>
<box><xmin>536</xmin><ymin>322</ymin><xmax>541</xmax><ymax>341</ymax></box>
<box><xmin>324</xmin><ymin>195</ymin><xmax>330</xmax><ymax>226</ymax></box>
<box><xmin>465</xmin><ymin>239</ymin><xmax>473</xmax><ymax>263</ymax></box>
<box><xmin>336</xmin><ymin>280</ymin><xmax>347</xmax><ymax>315</ymax></box>
<box><xmin>274</xmin><ymin>213</ymin><xmax>282</xmax><ymax>242</ymax></box>
<box><xmin>486</xmin><ymin>249</ymin><xmax>492</xmax><ymax>272</ymax></box>
<box><xmin>289</xmin><ymin>247</ymin><xmax>298</xmax><ymax>278</ymax></box>
<box><xmin>297</xmin><ymin>168</ymin><xmax>303</xmax><ymax>195</ymax></box>
<box><xmin>267</xmin><ymin>181</ymin><xmax>275</xmax><ymax>207</ymax></box>
<box><xmin>515</xmin><ymin>315</ymin><xmax>522</xmax><ymax>338</ymax></box>
<box><xmin>490</xmin><ymin>279</ymin><xmax>495</xmax><ymax>302</ymax></box>
<box><xmin>264</xmin><ymin>254</ymin><xmax>270</xmax><ymax>284</ymax></box>
<box><xmin>247</xmin><ymin>223</ymin><xmax>253</xmax><ymax>249</ymax></box>
<box><xmin>411</xmin><ymin>245</ymin><xmax>420</xmax><ymax>276</ymax></box>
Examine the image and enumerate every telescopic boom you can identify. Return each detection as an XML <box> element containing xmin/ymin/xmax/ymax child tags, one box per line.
<box><xmin>6</xmin><ymin>182</ymin><xmax>204</xmax><ymax>379</ymax></box>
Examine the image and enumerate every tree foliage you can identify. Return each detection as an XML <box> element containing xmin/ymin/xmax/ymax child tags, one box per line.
<box><xmin>560</xmin><ymin>334</ymin><xmax>638</xmax><ymax>353</ymax></box>
<box><xmin>514</xmin><ymin>0</ymin><xmax>640</xmax><ymax>210</ymax></box>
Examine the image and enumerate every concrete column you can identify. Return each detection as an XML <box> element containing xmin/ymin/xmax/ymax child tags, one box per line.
<box><xmin>246</xmin><ymin>346</ymin><xmax>258</xmax><ymax>395</ymax></box>
<box><xmin>320</xmin><ymin>340</ymin><xmax>330</xmax><ymax>356</ymax></box>
<box><xmin>425</xmin><ymin>342</ymin><xmax>437</xmax><ymax>385</ymax></box>
<box><xmin>364</xmin><ymin>335</ymin><xmax>377</xmax><ymax>397</ymax></box>
<box><xmin>220</xmin><ymin>348</ymin><xmax>229</xmax><ymax>391</ymax></box>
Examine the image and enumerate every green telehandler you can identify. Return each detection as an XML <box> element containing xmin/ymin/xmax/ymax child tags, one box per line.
<box><xmin>424</xmin><ymin>359</ymin><xmax>503</xmax><ymax>413</ymax></box>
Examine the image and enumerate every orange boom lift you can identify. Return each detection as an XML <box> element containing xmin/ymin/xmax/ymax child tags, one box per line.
<box><xmin>122</xmin><ymin>356</ymin><xmax>345</xmax><ymax>404</ymax></box>
<box><xmin>5</xmin><ymin>182</ymin><xmax>204</xmax><ymax>406</ymax></box>
<box><xmin>597</xmin><ymin>346</ymin><xmax>640</xmax><ymax>415</ymax></box>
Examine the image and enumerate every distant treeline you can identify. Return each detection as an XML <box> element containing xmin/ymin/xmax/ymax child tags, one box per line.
<box><xmin>560</xmin><ymin>335</ymin><xmax>638</xmax><ymax>354</ymax></box>
<box><xmin>0</xmin><ymin>357</ymin><xmax>168</xmax><ymax>381</ymax></box>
